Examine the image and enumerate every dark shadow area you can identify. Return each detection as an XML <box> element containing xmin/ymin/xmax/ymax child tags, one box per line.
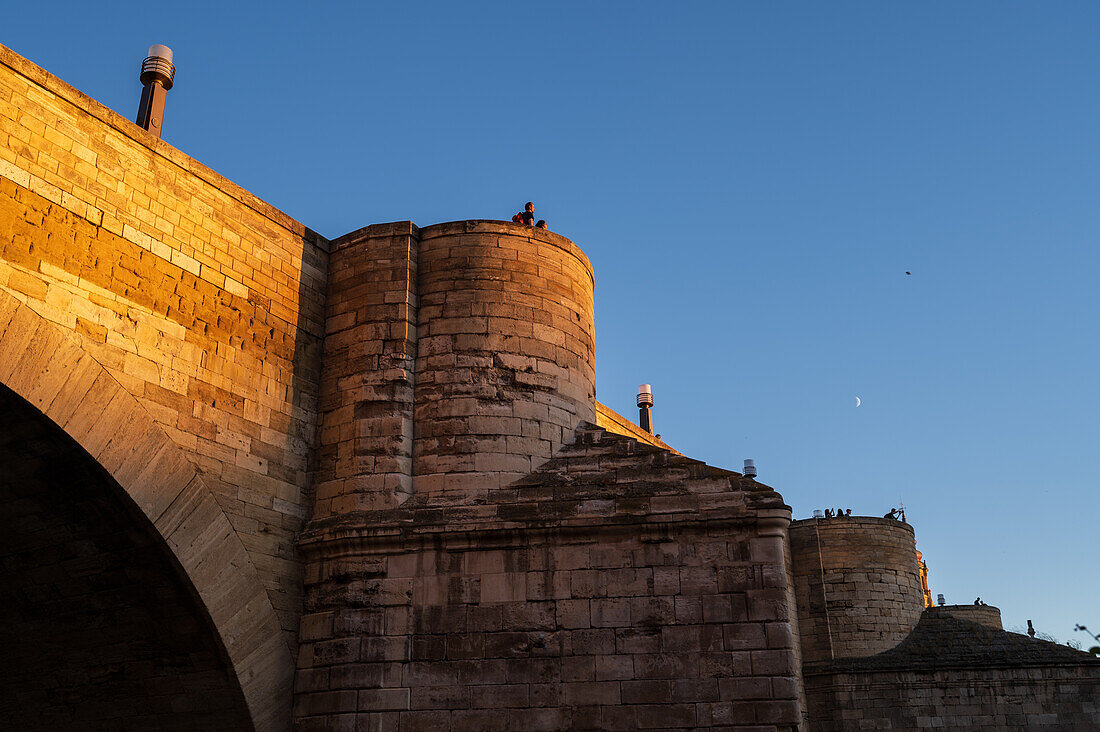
<box><xmin>0</xmin><ymin>383</ymin><xmax>253</xmax><ymax>731</ymax></box>
<box><xmin>285</xmin><ymin>228</ymin><xmax>328</xmax><ymax>521</ymax></box>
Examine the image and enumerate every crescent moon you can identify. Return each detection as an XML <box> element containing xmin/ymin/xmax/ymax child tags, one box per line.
<box><xmin>855</xmin><ymin>396</ymin><xmax>861</xmax><ymax>407</ymax></box>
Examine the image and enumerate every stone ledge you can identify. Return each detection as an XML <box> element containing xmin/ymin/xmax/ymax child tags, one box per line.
<box><xmin>299</xmin><ymin>424</ymin><xmax>790</xmax><ymax>555</ymax></box>
<box><xmin>330</xmin><ymin>221</ymin><xmax>420</xmax><ymax>250</ymax></box>
<box><xmin>790</xmin><ymin>515</ymin><xmax>917</xmax><ymax>537</ymax></box>
<box><xmin>299</xmin><ymin>514</ymin><xmax>780</xmax><ymax>559</ymax></box>
<box><xmin>417</xmin><ymin>220</ymin><xmax>594</xmax><ymax>285</ymax></box>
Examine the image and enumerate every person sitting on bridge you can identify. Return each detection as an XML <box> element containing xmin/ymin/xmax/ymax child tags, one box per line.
<box><xmin>512</xmin><ymin>201</ymin><xmax>535</xmax><ymax>226</ymax></box>
<box><xmin>536</xmin><ymin>219</ymin><xmax>547</xmax><ymax>230</ymax></box>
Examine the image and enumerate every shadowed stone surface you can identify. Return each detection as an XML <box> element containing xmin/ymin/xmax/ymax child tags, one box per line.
<box><xmin>803</xmin><ymin>613</ymin><xmax>1100</xmax><ymax>730</ymax></box>
<box><xmin>0</xmin><ymin>384</ymin><xmax>252</xmax><ymax>730</ymax></box>
<box><xmin>930</xmin><ymin>602</ymin><xmax>1003</xmax><ymax>630</ymax></box>
<box><xmin>295</xmin><ymin>425</ymin><xmax>803</xmax><ymax>731</ymax></box>
<box><xmin>789</xmin><ymin>517</ymin><xmax>925</xmax><ymax>663</ymax></box>
<box><xmin>813</xmin><ymin>612</ymin><xmax>1100</xmax><ymax>672</ymax></box>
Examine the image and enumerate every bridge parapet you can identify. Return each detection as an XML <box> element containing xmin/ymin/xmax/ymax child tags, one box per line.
<box><xmin>0</xmin><ymin>42</ymin><xmax>328</xmax><ymax>698</ymax></box>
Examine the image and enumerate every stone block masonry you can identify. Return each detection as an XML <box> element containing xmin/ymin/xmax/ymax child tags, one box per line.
<box><xmin>296</xmin><ymin>426</ymin><xmax>804</xmax><ymax>730</ymax></box>
<box><xmin>0</xmin><ymin>42</ymin><xmax>327</xmax><ymax>728</ymax></box>
<box><xmin>299</xmin><ymin>218</ymin><xmax>812</xmax><ymax>729</ymax></box>
<box><xmin>789</xmin><ymin>517</ymin><xmax>924</xmax><ymax>663</ymax></box>
<box><xmin>0</xmin><ymin>44</ymin><xmax>328</xmax><ymax>652</ymax></box>
<box><xmin>932</xmin><ymin>603</ymin><xmax>1003</xmax><ymax>630</ymax></box>
<box><xmin>314</xmin><ymin>219</ymin><xmax>597</xmax><ymax>522</ymax></box>
<box><xmin>803</xmin><ymin>609</ymin><xmax>1100</xmax><ymax>729</ymax></box>
<box><xmin>8</xmin><ymin>39</ymin><xmax>1095</xmax><ymax>732</ymax></box>
<box><xmin>313</xmin><ymin>222</ymin><xmax>419</xmax><ymax>517</ymax></box>
<box><xmin>807</xmin><ymin>665</ymin><xmax>1100</xmax><ymax>730</ymax></box>
<box><xmin>414</xmin><ymin>221</ymin><xmax>596</xmax><ymax>496</ymax></box>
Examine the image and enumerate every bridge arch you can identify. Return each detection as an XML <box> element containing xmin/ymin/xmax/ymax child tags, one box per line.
<box><xmin>0</xmin><ymin>291</ymin><xmax>294</xmax><ymax>730</ymax></box>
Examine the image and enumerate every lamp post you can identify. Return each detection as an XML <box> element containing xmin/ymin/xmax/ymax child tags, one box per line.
<box><xmin>136</xmin><ymin>45</ymin><xmax>175</xmax><ymax>137</ymax></box>
<box><xmin>637</xmin><ymin>384</ymin><xmax>653</xmax><ymax>434</ymax></box>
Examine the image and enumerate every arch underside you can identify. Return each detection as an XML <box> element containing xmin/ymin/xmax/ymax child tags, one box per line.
<box><xmin>0</xmin><ymin>290</ymin><xmax>295</xmax><ymax>730</ymax></box>
<box><xmin>0</xmin><ymin>383</ymin><xmax>252</xmax><ymax>729</ymax></box>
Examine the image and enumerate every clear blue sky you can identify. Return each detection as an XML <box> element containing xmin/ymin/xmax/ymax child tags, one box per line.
<box><xmin>5</xmin><ymin>2</ymin><xmax>1098</xmax><ymax>645</ymax></box>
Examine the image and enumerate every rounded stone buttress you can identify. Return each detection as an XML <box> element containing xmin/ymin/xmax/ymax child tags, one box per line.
<box><xmin>932</xmin><ymin>603</ymin><xmax>1003</xmax><ymax>630</ymax></box>
<box><xmin>413</xmin><ymin>221</ymin><xmax>596</xmax><ymax>496</ymax></box>
<box><xmin>789</xmin><ymin>516</ymin><xmax>925</xmax><ymax>662</ymax></box>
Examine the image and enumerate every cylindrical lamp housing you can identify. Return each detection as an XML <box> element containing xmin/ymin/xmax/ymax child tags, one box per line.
<box><xmin>637</xmin><ymin>384</ymin><xmax>653</xmax><ymax>433</ymax></box>
<box><xmin>136</xmin><ymin>45</ymin><xmax>175</xmax><ymax>137</ymax></box>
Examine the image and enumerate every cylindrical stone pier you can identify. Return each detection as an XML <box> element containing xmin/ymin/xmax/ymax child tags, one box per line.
<box><xmin>932</xmin><ymin>603</ymin><xmax>1004</xmax><ymax>630</ymax></box>
<box><xmin>413</xmin><ymin>221</ymin><xmax>596</xmax><ymax>496</ymax></box>
<box><xmin>311</xmin><ymin>222</ymin><xmax>420</xmax><ymax>518</ymax></box>
<box><xmin>310</xmin><ymin>221</ymin><xmax>596</xmax><ymax>516</ymax></box>
<box><xmin>789</xmin><ymin>516</ymin><xmax>925</xmax><ymax>662</ymax></box>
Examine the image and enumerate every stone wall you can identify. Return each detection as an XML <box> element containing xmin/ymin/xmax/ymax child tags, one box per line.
<box><xmin>803</xmin><ymin>607</ymin><xmax>1100</xmax><ymax>730</ymax></box>
<box><xmin>414</xmin><ymin>221</ymin><xmax>597</xmax><ymax>496</ymax></box>
<box><xmin>300</xmin><ymin>219</ymin><xmax>804</xmax><ymax>729</ymax></box>
<box><xmin>314</xmin><ymin>220</ymin><xmax>596</xmax><ymax>521</ymax></box>
<box><xmin>934</xmin><ymin>603</ymin><xmax>1003</xmax><ymax>630</ymax></box>
<box><xmin>294</xmin><ymin>425</ymin><xmax>804</xmax><ymax>731</ymax></box>
<box><xmin>14</xmin><ymin>40</ymin><xmax>1098</xmax><ymax>732</ymax></box>
<box><xmin>312</xmin><ymin>222</ymin><xmax>419</xmax><ymax>518</ymax></box>
<box><xmin>789</xmin><ymin>517</ymin><xmax>924</xmax><ymax>662</ymax></box>
<box><xmin>805</xmin><ymin>664</ymin><xmax>1100</xmax><ymax>730</ymax></box>
<box><xmin>0</xmin><ymin>43</ymin><xmax>327</xmax><ymax>652</ymax></box>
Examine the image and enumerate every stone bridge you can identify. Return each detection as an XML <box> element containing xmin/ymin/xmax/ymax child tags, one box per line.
<box><xmin>0</xmin><ymin>44</ymin><xmax>326</xmax><ymax>729</ymax></box>
<box><xmin>0</xmin><ymin>44</ymin><xmax>719</xmax><ymax>731</ymax></box>
<box><xmin>14</xmin><ymin>40</ymin><xmax>1095</xmax><ymax>732</ymax></box>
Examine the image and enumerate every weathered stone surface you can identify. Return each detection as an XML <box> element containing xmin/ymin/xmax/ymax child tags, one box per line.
<box><xmin>0</xmin><ymin>43</ymin><xmax>318</xmax><ymax>731</ymax></box>
<box><xmin>0</xmin><ymin>42</ymin><xmax>325</xmax><ymax>663</ymax></box>
<box><xmin>789</xmin><ymin>516</ymin><xmax>925</xmax><ymax>663</ymax></box>
<box><xmin>313</xmin><ymin>223</ymin><xmax>419</xmax><ymax>516</ymax></box>
<box><xmin>804</xmin><ymin>614</ymin><xmax>1100</xmax><ymax>730</ymax></box>
<box><xmin>297</xmin><ymin>425</ymin><xmax>803</xmax><ymax>730</ymax></box>
<box><xmin>932</xmin><ymin>602</ymin><xmax>1003</xmax><ymax>629</ymax></box>
<box><xmin>413</xmin><ymin>221</ymin><xmax>597</xmax><ymax>498</ymax></box>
